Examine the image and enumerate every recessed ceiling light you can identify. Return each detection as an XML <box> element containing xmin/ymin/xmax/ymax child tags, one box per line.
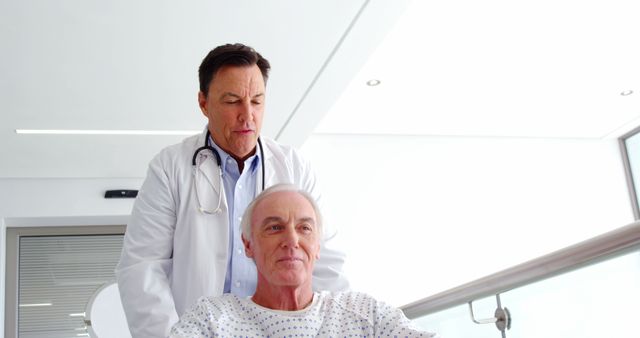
<box><xmin>15</xmin><ymin>129</ymin><xmax>201</xmax><ymax>135</ymax></box>
<box><xmin>366</xmin><ymin>79</ymin><xmax>381</xmax><ymax>86</ymax></box>
<box><xmin>621</xmin><ymin>90</ymin><xmax>634</xmax><ymax>96</ymax></box>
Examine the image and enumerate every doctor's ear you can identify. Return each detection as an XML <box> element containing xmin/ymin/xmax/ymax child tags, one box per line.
<box><xmin>198</xmin><ymin>91</ymin><xmax>208</xmax><ymax>116</ymax></box>
<box><xmin>242</xmin><ymin>235</ymin><xmax>254</xmax><ymax>258</ymax></box>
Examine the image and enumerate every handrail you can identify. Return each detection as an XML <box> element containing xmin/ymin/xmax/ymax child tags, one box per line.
<box><xmin>400</xmin><ymin>221</ymin><xmax>640</xmax><ymax>319</ymax></box>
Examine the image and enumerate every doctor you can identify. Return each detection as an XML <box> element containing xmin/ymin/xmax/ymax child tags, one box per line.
<box><xmin>116</xmin><ymin>43</ymin><xmax>349</xmax><ymax>338</ymax></box>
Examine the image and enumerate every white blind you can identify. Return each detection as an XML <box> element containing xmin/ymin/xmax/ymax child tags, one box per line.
<box><xmin>18</xmin><ymin>235</ymin><xmax>124</xmax><ymax>338</ymax></box>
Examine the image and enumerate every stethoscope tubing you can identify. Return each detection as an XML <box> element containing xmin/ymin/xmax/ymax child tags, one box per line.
<box><xmin>191</xmin><ymin>130</ymin><xmax>266</xmax><ymax>214</ymax></box>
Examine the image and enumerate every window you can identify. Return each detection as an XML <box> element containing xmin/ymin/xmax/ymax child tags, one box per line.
<box><xmin>5</xmin><ymin>225</ymin><xmax>125</xmax><ymax>338</ymax></box>
<box><xmin>620</xmin><ymin>127</ymin><xmax>640</xmax><ymax>219</ymax></box>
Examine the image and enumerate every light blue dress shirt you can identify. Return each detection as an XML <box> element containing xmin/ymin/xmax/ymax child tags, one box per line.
<box><xmin>208</xmin><ymin>136</ymin><xmax>260</xmax><ymax>297</ymax></box>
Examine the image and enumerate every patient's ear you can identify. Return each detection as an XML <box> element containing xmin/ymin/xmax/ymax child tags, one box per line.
<box><xmin>242</xmin><ymin>235</ymin><xmax>254</xmax><ymax>258</ymax></box>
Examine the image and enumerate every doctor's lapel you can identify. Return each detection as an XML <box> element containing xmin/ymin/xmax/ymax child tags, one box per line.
<box><xmin>258</xmin><ymin>147</ymin><xmax>278</xmax><ymax>194</ymax></box>
<box><xmin>196</xmin><ymin>154</ymin><xmax>225</xmax><ymax>208</ymax></box>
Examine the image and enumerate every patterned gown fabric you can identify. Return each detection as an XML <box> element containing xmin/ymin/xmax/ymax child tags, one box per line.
<box><xmin>170</xmin><ymin>291</ymin><xmax>437</xmax><ymax>337</ymax></box>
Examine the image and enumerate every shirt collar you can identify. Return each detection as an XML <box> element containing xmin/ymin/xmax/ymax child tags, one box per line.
<box><xmin>207</xmin><ymin>134</ymin><xmax>260</xmax><ymax>174</ymax></box>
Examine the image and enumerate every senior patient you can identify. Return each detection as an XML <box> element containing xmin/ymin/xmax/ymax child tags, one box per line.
<box><xmin>170</xmin><ymin>184</ymin><xmax>436</xmax><ymax>337</ymax></box>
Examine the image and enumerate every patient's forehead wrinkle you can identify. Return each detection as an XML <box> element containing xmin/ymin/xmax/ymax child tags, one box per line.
<box><xmin>261</xmin><ymin>216</ymin><xmax>284</xmax><ymax>225</ymax></box>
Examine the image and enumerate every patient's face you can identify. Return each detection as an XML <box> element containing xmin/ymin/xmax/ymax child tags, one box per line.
<box><xmin>244</xmin><ymin>191</ymin><xmax>320</xmax><ymax>288</ymax></box>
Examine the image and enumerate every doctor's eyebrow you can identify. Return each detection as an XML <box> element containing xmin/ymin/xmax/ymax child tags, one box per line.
<box><xmin>220</xmin><ymin>92</ymin><xmax>264</xmax><ymax>100</ymax></box>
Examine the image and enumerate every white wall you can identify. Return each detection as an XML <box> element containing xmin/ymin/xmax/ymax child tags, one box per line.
<box><xmin>301</xmin><ymin>134</ymin><xmax>634</xmax><ymax>306</ymax></box>
<box><xmin>0</xmin><ymin>177</ymin><xmax>142</xmax><ymax>335</ymax></box>
<box><xmin>1</xmin><ymin>135</ymin><xmax>634</xmax><ymax>332</ymax></box>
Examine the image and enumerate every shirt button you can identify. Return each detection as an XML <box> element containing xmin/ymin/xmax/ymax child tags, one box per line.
<box><xmin>234</xmin><ymin>281</ymin><xmax>240</xmax><ymax>288</ymax></box>
<box><xmin>237</xmin><ymin>249</ymin><xmax>243</xmax><ymax>255</ymax></box>
<box><xmin>237</xmin><ymin>216</ymin><xmax>242</xmax><ymax>222</ymax></box>
<box><xmin>238</xmin><ymin>184</ymin><xmax>243</xmax><ymax>189</ymax></box>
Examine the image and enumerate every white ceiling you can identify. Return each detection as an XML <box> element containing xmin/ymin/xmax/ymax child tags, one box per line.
<box><xmin>2</xmin><ymin>0</ymin><xmax>639</xmax><ymax>179</ymax></box>
<box><xmin>316</xmin><ymin>0</ymin><xmax>640</xmax><ymax>139</ymax></box>
<box><xmin>1</xmin><ymin>0</ymin><xmax>407</xmax><ymax>178</ymax></box>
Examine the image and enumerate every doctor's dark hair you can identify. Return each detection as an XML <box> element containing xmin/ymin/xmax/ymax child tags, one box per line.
<box><xmin>240</xmin><ymin>184</ymin><xmax>323</xmax><ymax>242</ymax></box>
<box><xmin>198</xmin><ymin>43</ymin><xmax>271</xmax><ymax>97</ymax></box>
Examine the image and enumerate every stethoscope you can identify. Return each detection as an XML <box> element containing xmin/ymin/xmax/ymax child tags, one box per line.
<box><xmin>191</xmin><ymin>130</ymin><xmax>265</xmax><ymax>214</ymax></box>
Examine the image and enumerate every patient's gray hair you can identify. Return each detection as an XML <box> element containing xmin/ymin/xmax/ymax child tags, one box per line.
<box><xmin>240</xmin><ymin>184</ymin><xmax>323</xmax><ymax>241</ymax></box>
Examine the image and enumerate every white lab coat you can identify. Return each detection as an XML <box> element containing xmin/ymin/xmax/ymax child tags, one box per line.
<box><xmin>115</xmin><ymin>130</ymin><xmax>349</xmax><ymax>338</ymax></box>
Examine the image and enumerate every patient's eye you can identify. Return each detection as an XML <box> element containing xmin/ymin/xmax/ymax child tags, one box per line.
<box><xmin>299</xmin><ymin>223</ymin><xmax>314</xmax><ymax>234</ymax></box>
<box><xmin>265</xmin><ymin>224</ymin><xmax>283</xmax><ymax>233</ymax></box>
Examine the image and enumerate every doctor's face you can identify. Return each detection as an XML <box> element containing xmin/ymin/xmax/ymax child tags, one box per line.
<box><xmin>198</xmin><ymin>64</ymin><xmax>265</xmax><ymax>161</ymax></box>
<box><xmin>243</xmin><ymin>191</ymin><xmax>320</xmax><ymax>288</ymax></box>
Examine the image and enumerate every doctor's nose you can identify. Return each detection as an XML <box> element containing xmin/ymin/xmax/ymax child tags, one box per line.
<box><xmin>237</xmin><ymin>102</ymin><xmax>254</xmax><ymax>123</ymax></box>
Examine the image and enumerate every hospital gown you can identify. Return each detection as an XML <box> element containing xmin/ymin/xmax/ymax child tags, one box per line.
<box><xmin>170</xmin><ymin>291</ymin><xmax>437</xmax><ymax>337</ymax></box>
